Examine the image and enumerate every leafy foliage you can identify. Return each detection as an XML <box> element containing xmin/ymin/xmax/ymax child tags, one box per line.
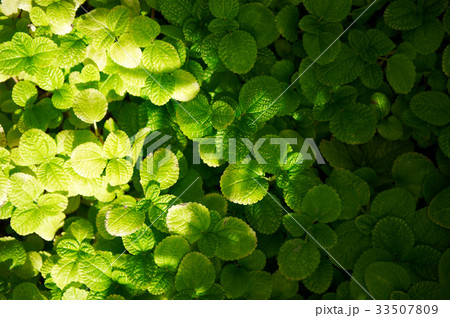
<box><xmin>0</xmin><ymin>0</ymin><xmax>449</xmax><ymax>301</ymax></box>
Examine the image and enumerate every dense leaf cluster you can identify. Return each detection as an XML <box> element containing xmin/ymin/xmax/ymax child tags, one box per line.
<box><xmin>0</xmin><ymin>0</ymin><xmax>449</xmax><ymax>300</ymax></box>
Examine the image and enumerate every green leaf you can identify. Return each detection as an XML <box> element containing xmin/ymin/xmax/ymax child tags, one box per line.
<box><xmin>238</xmin><ymin>250</ymin><xmax>266</xmax><ymax>271</ymax></box>
<box><xmin>0</xmin><ymin>237</ymin><xmax>26</xmax><ymax>269</ymax></box>
<box><xmin>329</xmin><ymin>103</ymin><xmax>378</xmax><ymax>145</ymax></box>
<box><xmin>175</xmin><ymin>252</ymin><xmax>215</xmax><ymax>293</ymax></box>
<box><xmin>8</xmin><ymin>173</ymin><xmax>43</xmax><ymax>208</ymax></box>
<box><xmin>159</xmin><ymin>0</ymin><xmax>193</xmax><ymax>26</ymax></box>
<box><xmin>316</xmin><ymin>45</ymin><xmax>365</xmax><ymax>86</ymax></box>
<box><xmin>68</xmin><ymin>219</ymin><xmax>94</xmax><ymax>244</ymax></box>
<box><xmin>130</xmin><ymin>16</ymin><xmax>160</xmax><ymax>47</ymax></box>
<box><xmin>12</xmin><ymin>81</ymin><xmax>37</xmax><ymax>107</ymax></box>
<box><xmin>62</xmin><ymin>287</ymin><xmax>89</xmax><ymax>300</ymax></box>
<box><xmin>301</xmin><ymin>185</ymin><xmax>342</xmax><ymax>223</ymax></box>
<box><xmin>105</xmin><ymin>158</ymin><xmax>133</xmax><ymax>186</ymax></box>
<box><xmin>377</xmin><ymin>115</ymin><xmax>404</xmax><ymax>141</ymax></box>
<box><xmin>410</xmin><ymin>91</ymin><xmax>450</xmax><ymax>126</ymax></box>
<box><xmin>38</xmin><ymin>193</ymin><xmax>68</xmax><ymax>215</ymax></box>
<box><xmin>103</xmin><ymin>130</ymin><xmax>131</xmax><ymax>159</ymax></box>
<box><xmin>200</xmin><ymin>193</ymin><xmax>228</xmax><ymax>217</ymax></box>
<box><xmin>71</xmin><ymin>142</ymin><xmax>107</xmax><ymax>178</ymax></box>
<box><xmin>154</xmin><ymin>235</ymin><xmax>190</xmax><ymax>271</ymax></box>
<box><xmin>386</xmin><ymin>54</ymin><xmax>416</xmax><ymax>94</ymax></box>
<box><xmin>220</xmin><ymin>162</ymin><xmax>268</xmax><ymax>205</ymax></box>
<box><xmin>278</xmin><ymin>238</ymin><xmax>320</xmax><ymax>280</ymax></box>
<box><xmin>213</xmin><ymin>217</ymin><xmax>257</xmax><ymax>261</ymax></box>
<box><xmin>238</xmin><ymin>76</ymin><xmax>283</xmax><ymax>122</ymax></box>
<box><xmin>18</xmin><ymin>128</ymin><xmax>57</xmax><ymax>165</ymax></box>
<box><xmin>79</xmin><ymin>255</ymin><xmax>112</xmax><ymax>291</ymax></box>
<box><xmin>10</xmin><ymin>206</ymin><xmax>42</xmax><ymax>237</ymax></box>
<box><xmin>57</xmin><ymin>129</ymin><xmax>100</xmax><ymax>155</ymax></box>
<box><xmin>302</xmin><ymin>19</ymin><xmax>343</xmax><ymax>65</ymax></box>
<box><xmin>304</xmin><ymin>0</ymin><xmax>352</xmax><ymax>22</ymax></box>
<box><xmin>105</xmin><ymin>198</ymin><xmax>145</xmax><ymax>237</ymax></box>
<box><xmin>428</xmin><ymin>187</ymin><xmax>450</xmax><ymax>229</ymax></box>
<box><xmin>122</xmin><ymin>227</ymin><xmax>155</xmax><ymax>255</ymax></box>
<box><xmin>124</xmin><ymin>254</ymin><xmax>156</xmax><ymax>290</ymax></box>
<box><xmin>244</xmin><ymin>195</ymin><xmax>283</xmax><ymax>235</ymax></box>
<box><xmin>47</xmin><ymin>0</ymin><xmax>76</xmax><ymax>35</ymax></box>
<box><xmin>73</xmin><ymin>89</ymin><xmax>108</xmax><ymax>124</ymax></box>
<box><xmin>106</xmin><ymin>5</ymin><xmax>131</xmax><ymax>35</ymax></box>
<box><xmin>51</xmin><ymin>258</ymin><xmax>79</xmax><ymax>289</ymax></box>
<box><xmin>171</xmin><ymin>69</ymin><xmax>200</xmax><ymax>102</ymax></box>
<box><xmin>142</xmin><ymin>74</ymin><xmax>175</xmax><ymax>106</ymax></box>
<box><xmin>166</xmin><ymin>203</ymin><xmax>211</xmax><ymax>243</ymax></box>
<box><xmin>140</xmin><ymin>148</ymin><xmax>179</xmax><ymax>190</ymax></box>
<box><xmin>37</xmin><ymin>157</ymin><xmax>69</xmax><ymax>192</ymax></box>
<box><xmin>142</xmin><ymin>40</ymin><xmax>181</xmax><ymax>74</ymax></box>
<box><xmin>209</xmin><ymin>0</ymin><xmax>239</xmax><ymax>19</ymax></box>
<box><xmin>392</xmin><ymin>152</ymin><xmax>436</xmax><ymax>198</ymax></box>
<box><xmin>365</xmin><ymin>262</ymin><xmax>411</xmax><ymax>299</ymax></box>
<box><xmin>403</xmin><ymin>18</ymin><xmax>445</xmax><ymax>55</ymax></box>
<box><xmin>303</xmin><ymin>258</ymin><xmax>334</xmax><ymax>294</ymax></box>
<box><xmin>36</xmin><ymin>67</ymin><xmax>64</xmax><ymax>91</ymax></box>
<box><xmin>109</xmin><ymin>33</ymin><xmax>142</xmax><ymax>69</ymax></box>
<box><xmin>327</xmin><ymin>169</ymin><xmax>370</xmax><ymax>220</ymax></box>
<box><xmin>372</xmin><ymin>217</ymin><xmax>415</xmax><ymax>259</ymax></box>
<box><xmin>238</xmin><ymin>3</ymin><xmax>279</xmax><ymax>49</ymax></box>
<box><xmin>275</xmin><ymin>5</ymin><xmax>300</xmax><ymax>43</ymax></box>
<box><xmin>371</xmin><ymin>188</ymin><xmax>416</xmax><ymax>219</ymax></box>
<box><xmin>282</xmin><ymin>174</ymin><xmax>318</xmax><ymax>212</ymax></box>
<box><xmin>384</xmin><ymin>0</ymin><xmax>423</xmax><ymax>30</ymax></box>
<box><xmin>219</xmin><ymin>30</ymin><xmax>257</xmax><ymax>74</ymax></box>
<box><xmin>176</xmin><ymin>95</ymin><xmax>212</xmax><ymax>139</ymax></box>
<box><xmin>148</xmin><ymin>194</ymin><xmax>178</xmax><ymax>233</ymax></box>
<box><xmin>12</xmin><ymin>282</ymin><xmax>47</xmax><ymax>300</ymax></box>
<box><xmin>52</xmin><ymin>83</ymin><xmax>75</xmax><ymax>110</ymax></box>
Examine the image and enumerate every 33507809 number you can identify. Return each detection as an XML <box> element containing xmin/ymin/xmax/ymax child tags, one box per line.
<box><xmin>376</xmin><ymin>305</ymin><xmax>438</xmax><ymax>315</ymax></box>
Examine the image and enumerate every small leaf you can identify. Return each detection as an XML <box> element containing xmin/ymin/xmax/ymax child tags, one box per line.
<box><xmin>130</xmin><ymin>16</ymin><xmax>160</xmax><ymax>47</ymax></box>
<box><xmin>167</xmin><ymin>203</ymin><xmax>210</xmax><ymax>243</ymax></box>
<box><xmin>171</xmin><ymin>69</ymin><xmax>200</xmax><ymax>102</ymax></box>
<box><xmin>12</xmin><ymin>81</ymin><xmax>37</xmax><ymax>107</ymax></box>
<box><xmin>386</xmin><ymin>54</ymin><xmax>416</xmax><ymax>94</ymax></box>
<box><xmin>410</xmin><ymin>91</ymin><xmax>450</xmax><ymax>126</ymax></box>
<box><xmin>384</xmin><ymin>0</ymin><xmax>423</xmax><ymax>30</ymax></box>
<box><xmin>220</xmin><ymin>162</ymin><xmax>268</xmax><ymax>205</ymax></box>
<box><xmin>304</xmin><ymin>0</ymin><xmax>352</xmax><ymax>22</ymax></box>
<box><xmin>154</xmin><ymin>235</ymin><xmax>191</xmax><ymax>271</ymax></box>
<box><xmin>175</xmin><ymin>252</ymin><xmax>215</xmax><ymax>293</ymax></box>
<box><xmin>18</xmin><ymin>129</ymin><xmax>57</xmax><ymax>165</ymax></box>
<box><xmin>219</xmin><ymin>30</ymin><xmax>257</xmax><ymax>74</ymax></box>
<box><xmin>73</xmin><ymin>89</ymin><xmax>108</xmax><ymax>124</ymax></box>
<box><xmin>301</xmin><ymin>184</ymin><xmax>342</xmax><ymax>223</ymax></box>
<box><xmin>278</xmin><ymin>238</ymin><xmax>320</xmax><ymax>280</ymax></box>
<box><xmin>123</xmin><ymin>227</ymin><xmax>156</xmax><ymax>255</ymax></box>
<box><xmin>372</xmin><ymin>217</ymin><xmax>415</xmax><ymax>259</ymax></box>
<box><xmin>105</xmin><ymin>198</ymin><xmax>145</xmax><ymax>237</ymax></box>
<box><xmin>71</xmin><ymin>143</ymin><xmax>107</xmax><ymax>178</ymax></box>
<box><xmin>213</xmin><ymin>217</ymin><xmax>257</xmax><ymax>261</ymax></box>
<box><xmin>428</xmin><ymin>187</ymin><xmax>450</xmax><ymax>229</ymax></box>
<box><xmin>103</xmin><ymin>130</ymin><xmax>131</xmax><ymax>159</ymax></box>
<box><xmin>142</xmin><ymin>74</ymin><xmax>175</xmax><ymax>106</ymax></box>
<box><xmin>209</xmin><ymin>0</ymin><xmax>239</xmax><ymax>19</ymax></box>
<box><xmin>140</xmin><ymin>148</ymin><xmax>179</xmax><ymax>190</ymax></box>
<box><xmin>142</xmin><ymin>40</ymin><xmax>181</xmax><ymax>74</ymax></box>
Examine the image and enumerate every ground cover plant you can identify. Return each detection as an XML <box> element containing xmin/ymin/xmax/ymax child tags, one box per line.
<box><xmin>0</xmin><ymin>0</ymin><xmax>449</xmax><ymax>300</ymax></box>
